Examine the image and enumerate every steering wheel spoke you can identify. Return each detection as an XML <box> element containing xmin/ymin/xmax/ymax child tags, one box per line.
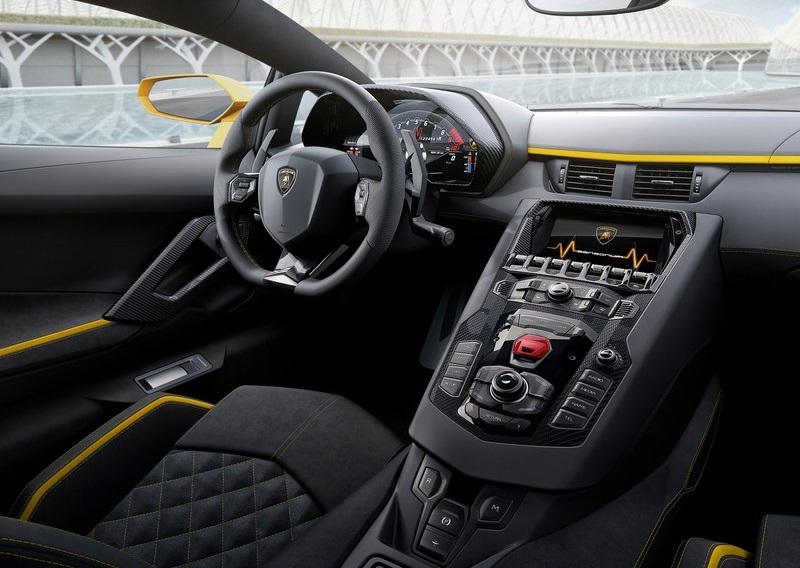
<box><xmin>264</xmin><ymin>244</ymin><xmax>354</xmax><ymax>288</ymax></box>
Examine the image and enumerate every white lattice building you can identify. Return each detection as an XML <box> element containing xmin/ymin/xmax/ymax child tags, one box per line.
<box><xmin>765</xmin><ymin>10</ymin><xmax>800</xmax><ymax>75</ymax></box>
<box><xmin>0</xmin><ymin>0</ymin><xmax>772</xmax><ymax>87</ymax></box>
<box><xmin>271</xmin><ymin>0</ymin><xmax>764</xmax><ymax>44</ymax></box>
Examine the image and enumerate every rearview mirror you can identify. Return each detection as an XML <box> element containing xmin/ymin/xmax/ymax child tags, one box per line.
<box><xmin>138</xmin><ymin>74</ymin><xmax>253</xmax><ymax>147</ymax></box>
<box><xmin>525</xmin><ymin>0</ymin><xmax>670</xmax><ymax>16</ymax></box>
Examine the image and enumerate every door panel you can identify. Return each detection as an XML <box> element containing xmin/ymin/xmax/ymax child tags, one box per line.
<box><xmin>0</xmin><ymin>145</ymin><xmax>227</xmax><ymax>380</ymax></box>
<box><xmin>0</xmin><ymin>145</ymin><xmax>216</xmax><ymax>293</ymax></box>
<box><xmin>0</xmin><ymin>144</ymin><xmax>260</xmax><ymax>511</ymax></box>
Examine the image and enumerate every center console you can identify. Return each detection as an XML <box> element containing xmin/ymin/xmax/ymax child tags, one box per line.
<box><xmin>435</xmin><ymin>202</ymin><xmax>684</xmax><ymax>448</ymax></box>
<box><xmin>342</xmin><ymin>198</ymin><xmax>724</xmax><ymax>568</ymax></box>
<box><xmin>411</xmin><ymin>199</ymin><xmax>713</xmax><ymax>486</ymax></box>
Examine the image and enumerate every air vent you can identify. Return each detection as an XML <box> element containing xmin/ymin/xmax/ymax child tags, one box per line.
<box><xmin>494</xmin><ymin>280</ymin><xmax>514</xmax><ymax>298</ymax></box>
<box><xmin>564</xmin><ymin>160</ymin><xmax>615</xmax><ymax>196</ymax></box>
<box><xmin>633</xmin><ymin>165</ymin><xmax>694</xmax><ymax>201</ymax></box>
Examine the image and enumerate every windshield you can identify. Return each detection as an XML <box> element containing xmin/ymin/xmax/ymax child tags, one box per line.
<box><xmin>1</xmin><ymin>0</ymin><xmax>798</xmax><ymax>148</ymax></box>
<box><xmin>267</xmin><ymin>0</ymin><xmax>800</xmax><ymax>110</ymax></box>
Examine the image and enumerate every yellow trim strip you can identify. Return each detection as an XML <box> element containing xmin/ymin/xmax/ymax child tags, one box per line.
<box><xmin>527</xmin><ymin>146</ymin><xmax>800</xmax><ymax>165</ymax></box>
<box><xmin>707</xmin><ymin>544</ymin><xmax>752</xmax><ymax>568</ymax></box>
<box><xmin>19</xmin><ymin>395</ymin><xmax>213</xmax><ymax>521</ymax></box>
<box><xmin>767</xmin><ymin>155</ymin><xmax>800</xmax><ymax>165</ymax></box>
<box><xmin>0</xmin><ymin>319</ymin><xmax>113</xmax><ymax>359</ymax></box>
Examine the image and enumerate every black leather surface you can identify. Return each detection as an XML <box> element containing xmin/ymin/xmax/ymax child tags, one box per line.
<box><xmin>11</xmin><ymin>394</ymin><xmax>210</xmax><ymax>533</ymax></box>
<box><xmin>0</xmin><ymin>516</ymin><xmax>151</xmax><ymax>568</ymax></box>
<box><xmin>90</xmin><ymin>450</ymin><xmax>321</xmax><ymax>568</ymax></box>
<box><xmin>755</xmin><ymin>514</ymin><xmax>800</xmax><ymax>568</ymax></box>
<box><xmin>268</xmin><ymin>447</ymin><xmax>408</xmax><ymax>568</ymax></box>
<box><xmin>672</xmin><ymin>538</ymin><xmax>751</xmax><ymax>568</ymax></box>
<box><xmin>493</xmin><ymin>379</ymin><xmax>723</xmax><ymax>568</ymax></box>
<box><xmin>177</xmin><ymin>386</ymin><xmax>404</xmax><ymax>511</ymax></box>
<box><xmin>13</xmin><ymin>386</ymin><xmax>403</xmax><ymax>567</ymax></box>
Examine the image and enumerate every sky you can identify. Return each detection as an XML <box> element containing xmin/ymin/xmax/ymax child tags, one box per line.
<box><xmin>670</xmin><ymin>0</ymin><xmax>800</xmax><ymax>38</ymax></box>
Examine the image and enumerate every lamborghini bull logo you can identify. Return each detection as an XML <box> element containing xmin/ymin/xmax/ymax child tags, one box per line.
<box><xmin>596</xmin><ymin>226</ymin><xmax>618</xmax><ymax>245</ymax></box>
<box><xmin>277</xmin><ymin>167</ymin><xmax>296</xmax><ymax>195</ymax></box>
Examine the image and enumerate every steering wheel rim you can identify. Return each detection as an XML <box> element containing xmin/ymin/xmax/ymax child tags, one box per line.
<box><xmin>213</xmin><ymin>71</ymin><xmax>405</xmax><ymax>296</ymax></box>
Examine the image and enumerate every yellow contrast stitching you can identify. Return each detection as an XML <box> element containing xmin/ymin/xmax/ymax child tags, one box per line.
<box><xmin>19</xmin><ymin>396</ymin><xmax>212</xmax><ymax>521</ymax></box>
<box><xmin>757</xmin><ymin>515</ymin><xmax>769</xmax><ymax>568</ymax></box>
<box><xmin>0</xmin><ymin>552</ymin><xmax>74</xmax><ymax>568</ymax></box>
<box><xmin>0</xmin><ymin>538</ymin><xmax>117</xmax><ymax>568</ymax></box>
<box><xmin>271</xmin><ymin>395</ymin><xmax>340</xmax><ymax>461</ymax></box>
<box><xmin>633</xmin><ymin>392</ymin><xmax>723</xmax><ymax>568</ymax></box>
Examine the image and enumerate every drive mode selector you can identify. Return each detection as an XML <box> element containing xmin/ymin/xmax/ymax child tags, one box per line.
<box><xmin>546</xmin><ymin>282</ymin><xmax>573</xmax><ymax>303</ymax></box>
<box><xmin>490</xmin><ymin>371</ymin><xmax>528</xmax><ymax>403</ymax></box>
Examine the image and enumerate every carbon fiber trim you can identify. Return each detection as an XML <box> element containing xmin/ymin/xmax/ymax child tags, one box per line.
<box><xmin>428</xmin><ymin>200</ymin><xmax>695</xmax><ymax>447</ymax></box>
<box><xmin>105</xmin><ymin>217</ymin><xmax>229</xmax><ymax>323</ymax></box>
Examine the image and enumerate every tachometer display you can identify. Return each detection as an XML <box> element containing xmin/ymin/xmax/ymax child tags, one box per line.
<box><xmin>391</xmin><ymin>110</ymin><xmax>477</xmax><ymax>186</ymax></box>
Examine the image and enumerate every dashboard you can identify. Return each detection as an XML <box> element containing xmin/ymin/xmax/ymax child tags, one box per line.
<box><xmin>302</xmin><ymin>85</ymin><xmax>527</xmax><ymax>197</ymax></box>
<box><xmin>307</xmin><ymin>81</ymin><xmax>800</xmax><ymax>568</ymax></box>
<box><xmin>302</xmin><ymin>82</ymin><xmax>800</xmax><ymax>287</ymax></box>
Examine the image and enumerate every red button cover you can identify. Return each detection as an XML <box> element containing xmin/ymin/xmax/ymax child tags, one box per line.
<box><xmin>512</xmin><ymin>334</ymin><xmax>551</xmax><ymax>360</ymax></box>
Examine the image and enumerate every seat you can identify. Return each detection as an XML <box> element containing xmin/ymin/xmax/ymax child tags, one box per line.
<box><xmin>2</xmin><ymin>385</ymin><xmax>406</xmax><ymax>568</ymax></box>
<box><xmin>671</xmin><ymin>515</ymin><xmax>800</xmax><ymax>568</ymax></box>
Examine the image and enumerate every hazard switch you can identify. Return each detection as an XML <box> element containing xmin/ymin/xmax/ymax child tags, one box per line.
<box><xmin>512</xmin><ymin>334</ymin><xmax>551</xmax><ymax>360</ymax></box>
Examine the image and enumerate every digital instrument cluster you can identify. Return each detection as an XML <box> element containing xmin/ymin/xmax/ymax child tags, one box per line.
<box><xmin>301</xmin><ymin>90</ymin><xmax>495</xmax><ymax>191</ymax></box>
<box><xmin>343</xmin><ymin>105</ymin><xmax>478</xmax><ymax>187</ymax></box>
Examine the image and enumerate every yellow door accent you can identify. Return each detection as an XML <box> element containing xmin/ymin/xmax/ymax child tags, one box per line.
<box><xmin>0</xmin><ymin>319</ymin><xmax>113</xmax><ymax>359</ymax></box>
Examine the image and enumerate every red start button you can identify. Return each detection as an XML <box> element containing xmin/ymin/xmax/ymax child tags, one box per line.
<box><xmin>512</xmin><ymin>334</ymin><xmax>551</xmax><ymax>360</ymax></box>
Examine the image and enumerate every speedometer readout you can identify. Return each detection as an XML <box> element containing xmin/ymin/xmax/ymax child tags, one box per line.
<box><xmin>392</xmin><ymin>110</ymin><xmax>477</xmax><ymax>186</ymax></box>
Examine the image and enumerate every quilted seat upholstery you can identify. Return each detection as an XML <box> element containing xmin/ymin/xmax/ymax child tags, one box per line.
<box><xmin>5</xmin><ymin>386</ymin><xmax>405</xmax><ymax>568</ymax></box>
<box><xmin>89</xmin><ymin>450</ymin><xmax>321</xmax><ymax>568</ymax></box>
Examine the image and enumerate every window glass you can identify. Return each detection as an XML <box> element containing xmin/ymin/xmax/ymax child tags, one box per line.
<box><xmin>0</xmin><ymin>0</ymin><xmax>267</xmax><ymax>147</ymax></box>
<box><xmin>267</xmin><ymin>0</ymin><xmax>800</xmax><ymax>110</ymax></box>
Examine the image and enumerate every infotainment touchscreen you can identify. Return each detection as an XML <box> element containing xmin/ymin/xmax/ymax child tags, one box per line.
<box><xmin>544</xmin><ymin>213</ymin><xmax>667</xmax><ymax>273</ymax></box>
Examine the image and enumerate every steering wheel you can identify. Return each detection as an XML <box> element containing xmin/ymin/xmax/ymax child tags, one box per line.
<box><xmin>213</xmin><ymin>71</ymin><xmax>405</xmax><ymax>296</ymax></box>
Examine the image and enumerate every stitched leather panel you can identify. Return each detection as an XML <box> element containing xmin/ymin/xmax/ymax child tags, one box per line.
<box><xmin>88</xmin><ymin>450</ymin><xmax>321</xmax><ymax>568</ymax></box>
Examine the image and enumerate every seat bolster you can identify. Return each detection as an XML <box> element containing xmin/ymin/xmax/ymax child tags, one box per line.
<box><xmin>0</xmin><ymin>516</ymin><xmax>151</xmax><ymax>568</ymax></box>
<box><xmin>268</xmin><ymin>447</ymin><xmax>409</xmax><ymax>568</ymax></box>
<box><xmin>754</xmin><ymin>514</ymin><xmax>800</xmax><ymax>568</ymax></box>
<box><xmin>672</xmin><ymin>538</ymin><xmax>751</xmax><ymax>568</ymax></box>
<box><xmin>176</xmin><ymin>386</ymin><xmax>404</xmax><ymax>511</ymax></box>
<box><xmin>10</xmin><ymin>393</ymin><xmax>212</xmax><ymax>533</ymax></box>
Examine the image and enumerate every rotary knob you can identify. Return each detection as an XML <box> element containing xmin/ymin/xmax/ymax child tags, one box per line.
<box><xmin>546</xmin><ymin>281</ymin><xmax>573</xmax><ymax>303</ymax></box>
<box><xmin>596</xmin><ymin>348</ymin><xmax>619</xmax><ymax>367</ymax></box>
<box><xmin>490</xmin><ymin>371</ymin><xmax>528</xmax><ymax>403</ymax></box>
